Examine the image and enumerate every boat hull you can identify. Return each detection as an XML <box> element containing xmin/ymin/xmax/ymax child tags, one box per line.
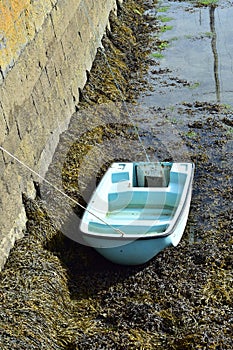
<box><xmin>95</xmin><ymin>236</ymin><xmax>172</xmax><ymax>265</ymax></box>
<box><xmin>80</xmin><ymin>162</ymin><xmax>194</xmax><ymax>265</ymax></box>
<box><xmin>84</xmin><ymin>182</ymin><xmax>192</xmax><ymax>265</ymax></box>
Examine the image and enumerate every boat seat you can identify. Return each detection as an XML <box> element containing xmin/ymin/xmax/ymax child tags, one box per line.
<box><xmin>88</xmin><ymin>221</ymin><xmax>168</xmax><ymax>235</ymax></box>
<box><xmin>108</xmin><ymin>190</ymin><xmax>180</xmax><ymax>212</ymax></box>
<box><xmin>107</xmin><ymin>207</ymin><xmax>174</xmax><ymax>221</ymax></box>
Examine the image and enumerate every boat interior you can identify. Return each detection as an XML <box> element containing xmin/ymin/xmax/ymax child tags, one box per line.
<box><xmin>86</xmin><ymin>163</ymin><xmax>189</xmax><ymax>235</ymax></box>
<box><xmin>81</xmin><ymin>162</ymin><xmax>192</xmax><ymax>236</ymax></box>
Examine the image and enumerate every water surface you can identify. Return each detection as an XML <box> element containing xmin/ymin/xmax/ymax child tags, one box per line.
<box><xmin>140</xmin><ymin>1</ymin><xmax>233</xmax><ymax>107</ymax></box>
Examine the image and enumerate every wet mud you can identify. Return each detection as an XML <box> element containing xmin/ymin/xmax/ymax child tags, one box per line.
<box><xmin>1</xmin><ymin>0</ymin><xmax>232</xmax><ymax>349</ymax></box>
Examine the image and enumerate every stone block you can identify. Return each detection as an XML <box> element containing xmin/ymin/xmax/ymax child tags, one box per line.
<box><xmin>58</xmin><ymin>57</ymin><xmax>72</xmax><ymax>90</ymax></box>
<box><xmin>31</xmin><ymin>28</ymin><xmax>48</xmax><ymax>70</ymax></box>
<box><xmin>40</xmin><ymin>68</ymin><xmax>52</xmax><ymax>92</ymax></box>
<box><xmin>31</xmin><ymin>80</ymin><xmax>47</xmax><ymax>116</ymax></box>
<box><xmin>0</xmin><ymin>151</ymin><xmax>6</xmax><ymax>179</ymax></box>
<box><xmin>0</xmin><ymin>206</ymin><xmax>27</xmax><ymax>270</ymax></box>
<box><xmin>1</xmin><ymin>123</ymin><xmax>21</xmax><ymax>165</ymax></box>
<box><xmin>62</xmin><ymin>86</ymin><xmax>76</xmax><ymax>117</ymax></box>
<box><xmin>16</xmin><ymin>132</ymin><xmax>37</xmax><ymax>171</ymax></box>
<box><xmin>41</xmin><ymin>0</ymin><xmax>53</xmax><ymax>14</ymax></box>
<box><xmin>1</xmin><ymin>79</ymin><xmax>16</xmax><ymax>128</ymax></box>
<box><xmin>41</xmin><ymin>15</ymin><xmax>57</xmax><ymax>60</ymax></box>
<box><xmin>44</xmin><ymin>57</ymin><xmax>58</xmax><ymax>87</ymax></box>
<box><xmin>13</xmin><ymin>19</ymin><xmax>28</xmax><ymax>55</ymax></box>
<box><xmin>50</xmin><ymin>4</ymin><xmax>66</xmax><ymax>40</ymax></box>
<box><xmin>70</xmin><ymin>78</ymin><xmax>80</xmax><ymax>105</ymax></box>
<box><xmin>0</xmin><ymin>105</ymin><xmax>8</xmax><ymax>144</ymax></box>
<box><xmin>22</xmin><ymin>42</ymin><xmax>43</xmax><ymax>89</ymax></box>
<box><xmin>11</xmin><ymin>60</ymin><xmax>29</xmax><ymax>106</ymax></box>
<box><xmin>3</xmin><ymin>161</ymin><xmax>23</xmax><ymax>192</ymax></box>
<box><xmin>29</xmin><ymin>1</ymin><xmax>47</xmax><ymax>33</ymax></box>
<box><xmin>60</xmin><ymin>28</ymin><xmax>76</xmax><ymax>59</ymax></box>
<box><xmin>51</xmin><ymin>0</ymin><xmax>81</xmax><ymax>40</ymax></box>
<box><xmin>5</xmin><ymin>69</ymin><xmax>26</xmax><ymax>108</ymax></box>
<box><xmin>24</xmin><ymin>5</ymin><xmax>37</xmax><ymax>41</ymax></box>
<box><xmin>52</xmin><ymin>39</ymin><xmax>65</xmax><ymax>69</ymax></box>
<box><xmin>14</xmin><ymin>97</ymin><xmax>37</xmax><ymax>138</ymax></box>
<box><xmin>74</xmin><ymin>6</ymin><xmax>92</xmax><ymax>45</ymax></box>
<box><xmin>53</xmin><ymin>68</ymin><xmax>65</xmax><ymax>98</ymax></box>
<box><xmin>0</xmin><ymin>89</ymin><xmax>11</xmax><ymax>127</ymax></box>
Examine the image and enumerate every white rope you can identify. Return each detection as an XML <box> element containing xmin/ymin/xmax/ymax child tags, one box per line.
<box><xmin>0</xmin><ymin>146</ymin><xmax>125</xmax><ymax>236</ymax></box>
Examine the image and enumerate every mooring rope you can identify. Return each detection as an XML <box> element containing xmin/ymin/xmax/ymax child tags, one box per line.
<box><xmin>0</xmin><ymin>146</ymin><xmax>125</xmax><ymax>237</ymax></box>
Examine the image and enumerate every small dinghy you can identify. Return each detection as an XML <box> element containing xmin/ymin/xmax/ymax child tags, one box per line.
<box><xmin>80</xmin><ymin>162</ymin><xmax>194</xmax><ymax>265</ymax></box>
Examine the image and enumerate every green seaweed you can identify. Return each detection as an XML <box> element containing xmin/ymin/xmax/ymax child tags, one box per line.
<box><xmin>189</xmin><ymin>82</ymin><xmax>200</xmax><ymax>89</ymax></box>
<box><xmin>160</xmin><ymin>25</ymin><xmax>173</xmax><ymax>32</ymax></box>
<box><xmin>150</xmin><ymin>52</ymin><xmax>164</xmax><ymax>59</ymax></box>
<box><xmin>196</xmin><ymin>0</ymin><xmax>218</xmax><ymax>6</ymax></box>
<box><xmin>158</xmin><ymin>15</ymin><xmax>173</xmax><ymax>22</ymax></box>
<box><xmin>157</xmin><ymin>6</ymin><xmax>170</xmax><ymax>12</ymax></box>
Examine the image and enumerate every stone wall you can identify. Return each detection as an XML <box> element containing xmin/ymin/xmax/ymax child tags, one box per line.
<box><xmin>0</xmin><ymin>0</ymin><xmax>122</xmax><ymax>270</ymax></box>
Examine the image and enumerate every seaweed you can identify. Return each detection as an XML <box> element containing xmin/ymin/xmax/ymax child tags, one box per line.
<box><xmin>1</xmin><ymin>0</ymin><xmax>233</xmax><ymax>349</ymax></box>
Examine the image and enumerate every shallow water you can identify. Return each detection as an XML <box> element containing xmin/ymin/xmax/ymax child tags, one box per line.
<box><xmin>140</xmin><ymin>1</ymin><xmax>233</xmax><ymax>107</ymax></box>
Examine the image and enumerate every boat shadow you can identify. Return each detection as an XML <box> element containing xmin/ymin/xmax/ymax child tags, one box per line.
<box><xmin>46</xmin><ymin>229</ymin><xmax>150</xmax><ymax>300</ymax></box>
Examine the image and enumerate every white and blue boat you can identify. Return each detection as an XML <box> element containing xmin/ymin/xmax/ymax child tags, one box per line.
<box><xmin>80</xmin><ymin>162</ymin><xmax>194</xmax><ymax>265</ymax></box>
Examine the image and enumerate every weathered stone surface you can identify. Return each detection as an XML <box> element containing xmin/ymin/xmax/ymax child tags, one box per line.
<box><xmin>0</xmin><ymin>0</ymin><xmax>120</xmax><ymax>270</ymax></box>
<box><xmin>0</xmin><ymin>107</ymin><xmax>7</xmax><ymax>144</ymax></box>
